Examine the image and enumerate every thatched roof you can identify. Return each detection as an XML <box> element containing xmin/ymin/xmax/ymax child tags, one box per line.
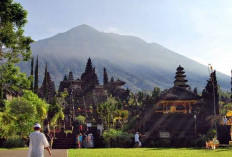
<box><xmin>159</xmin><ymin>86</ymin><xmax>201</xmax><ymax>100</ymax></box>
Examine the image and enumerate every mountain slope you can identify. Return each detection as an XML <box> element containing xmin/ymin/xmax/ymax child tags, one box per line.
<box><xmin>19</xmin><ymin>24</ymin><xmax>230</xmax><ymax>92</ymax></box>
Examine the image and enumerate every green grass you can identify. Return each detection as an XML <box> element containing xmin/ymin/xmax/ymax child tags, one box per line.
<box><xmin>68</xmin><ymin>148</ymin><xmax>232</xmax><ymax>157</ymax></box>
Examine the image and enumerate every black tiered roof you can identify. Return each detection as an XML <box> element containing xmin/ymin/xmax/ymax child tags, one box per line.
<box><xmin>174</xmin><ymin>65</ymin><xmax>189</xmax><ymax>89</ymax></box>
<box><xmin>159</xmin><ymin>86</ymin><xmax>201</xmax><ymax>100</ymax></box>
<box><xmin>177</xmin><ymin>65</ymin><xmax>184</xmax><ymax>71</ymax></box>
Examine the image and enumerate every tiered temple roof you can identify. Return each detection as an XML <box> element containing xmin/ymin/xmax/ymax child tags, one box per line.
<box><xmin>173</xmin><ymin>65</ymin><xmax>190</xmax><ymax>90</ymax></box>
<box><xmin>159</xmin><ymin>87</ymin><xmax>201</xmax><ymax>100</ymax></box>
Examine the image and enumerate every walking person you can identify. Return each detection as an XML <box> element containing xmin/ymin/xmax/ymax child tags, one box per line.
<box><xmin>28</xmin><ymin>123</ymin><xmax>52</xmax><ymax>157</ymax></box>
<box><xmin>134</xmin><ymin>131</ymin><xmax>145</xmax><ymax>148</ymax></box>
<box><xmin>134</xmin><ymin>132</ymin><xmax>140</xmax><ymax>148</ymax></box>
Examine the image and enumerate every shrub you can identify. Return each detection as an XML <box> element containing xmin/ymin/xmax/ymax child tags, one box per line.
<box><xmin>194</xmin><ymin>129</ymin><xmax>216</xmax><ymax>147</ymax></box>
<box><xmin>159</xmin><ymin>139</ymin><xmax>171</xmax><ymax>147</ymax></box>
<box><xmin>76</xmin><ymin>115</ymin><xmax>85</xmax><ymax>125</ymax></box>
<box><xmin>3</xmin><ymin>137</ymin><xmax>25</xmax><ymax>148</ymax></box>
<box><xmin>103</xmin><ymin>129</ymin><xmax>133</xmax><ymax>148</ymax></box>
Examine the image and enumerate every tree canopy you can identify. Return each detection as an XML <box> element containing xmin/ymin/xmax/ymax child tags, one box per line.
<box><xmin>0</xmin><ymin>0</ymin><xmax>33</xmax><ymax>109</ymax></box>
<box><xmin>0</xmin><ymin>90</ymin><xmax>49</xmax><ymax>138</ymax></box>
<box><xmin>0</xmin><ymin>0</ymin><xmax>33</xmax><ymax>63</ymax></box>
<box><xmin>97</xmin><ymin>96</ymin><xmax>118</xmax><ymax>129</ymax></box>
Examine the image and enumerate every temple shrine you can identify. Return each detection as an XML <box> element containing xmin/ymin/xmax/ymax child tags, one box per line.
<box><xmin>140</xmin><ymin>65</ymin><xmax>203</xmax><ymax>147</ymax></box>
<box><xmin>156</xmin><ymin>65</ymin><xmax>200</xmax><ymax>114</ymax></box>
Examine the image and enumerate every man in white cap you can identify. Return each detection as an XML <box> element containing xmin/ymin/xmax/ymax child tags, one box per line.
<box><xmin>28</xmin><ymin>123</ymin><xmax>52</xmax><ymax>157</ymax></box>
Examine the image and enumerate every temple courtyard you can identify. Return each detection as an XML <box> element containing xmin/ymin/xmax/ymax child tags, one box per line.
<box><xmin>0</xmin><ymin>148</ymin><xmax>232</xmax><ymax>157</ymax></box>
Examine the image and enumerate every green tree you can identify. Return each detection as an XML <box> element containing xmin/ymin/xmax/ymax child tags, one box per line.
<box><xmin>34</xmin><ymin>55</ymin><xmax>39</xmax><ymax>94</ymax></box>
<box><xmin>103</xmin><ymin>67</ymin><xmax>108</xmax><ymax>86</ymax></box>
<box><xmin>0</xmin><ymin>90</ymin><xmax>49</xmax><ymax>138</ymax></box>
<box><xmin>219</xmin><ymin>102</ymin><xmax>232</xmax><ymax>116</ymax></box>
<box><xmin>113</xmin><ymin>110</ymin><xmax>128</xmax><ymax>129</ymax></box>
<box><xmin>30</xmin><ymin>56</ymin><xmax>34</xmax><ymax>91</ymax></box>
<box><xmin>0</xmin><ymin>0</ymin><xmax>33</xmax><ymax>62</ymax></box>
<box><xmin>9</xmin><ymin>97</ymin><xmax>37</xmax><ymax>137</ymax></box>
<box><xmin>97</xmin><ymin>96</ymin><xmax>118</xmax><ymax>129</ymax></box>
<box><xmin>152</xmin><ymin>87</ymin><xmax>161</xmax><ymax>98</ymax></box>
<box><xmin>0</xmin><ymin>0</ymin><xmax>33</xmax><ymax>109</ymax></box>
<box><xmin>22</xmin><ymin>90</ymin><xmax>49</xmax><ymax>121</ymax></box>
<box><xmin>128</xmin><ymin>96</ymin><xmax>140</xmax><ymax>106</ymax></box>
<box><xmin>0</xmin><ymin>101</ymin><xmax>16</xmax><ymax>138</ymax></box>
<box><xmin>0</xmin><ymin>64</ymin><xmax>31</xmax><ymax>103</ymax></box>
<box><xmin>76</xmin><ymin>115</ymin><xmax>85</xmax><ymax>125</ymax></box>
<box><xmin>48</xmin><ymin>96</ymin><xmax>64</xmax><ymax>128</ymax></box>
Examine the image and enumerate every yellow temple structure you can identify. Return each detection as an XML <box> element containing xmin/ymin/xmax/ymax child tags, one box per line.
<box><xmin>156</xmin><ymin>65</ymin><xmax>200</xmax><ymax>114</ymax></box>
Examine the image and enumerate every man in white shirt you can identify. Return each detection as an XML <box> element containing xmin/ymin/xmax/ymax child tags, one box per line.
<box><xmin>28</xmin><ymin>123</ymin><xmax>52</xmax><ymax>157</ymax></box>
<box><xmin>134</xmin><ymin>132</ymin><xmax>140</xmax><ymax>148</ymax></box>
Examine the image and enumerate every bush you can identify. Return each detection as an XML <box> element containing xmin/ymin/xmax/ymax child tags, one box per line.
<box><xmin>159</xmin><ymin>139</ymin><xmax>171</xmax><ymax>147</ymax></box>
<box><xmin>150</xmin><ymin>140</ymin><xmax>159</xmax><ymax>147</ymax></box>
<box><xmin>3</xmin><ymin>137</ymin><xmax>26</xmax><ymax>148</ymax></box>
<box><xmin>194</xmin><ymin>129</ymin><xmax>216</xmax><ymax>147</ymax></box>
<box><xmin>103</xmin><ymin>129</ymin><xmax>133</xmax><ymax>148</ymax></box>
<box><xmin>76</xmin><ymin>115</ymin><xmax>85</xmax><ymax>125</ymax></box>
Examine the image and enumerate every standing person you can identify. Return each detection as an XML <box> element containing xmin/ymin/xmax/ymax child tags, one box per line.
<box><xmin>223</xmin><ymin>116</ymin><xmax>228</xmax><ymax>125</ymax></box>
<box><xmin>28</xmin><ymin>123</ymin><xmax>52</xmax><ymax>157</ymax></box>
<box><xmin>134</xmin><ymin>132</ymin><xmax>140</xmax><ymax>148</ymax></box>
<box><xmin>79</xmin><ymin>124</ymin><xmax>83</xmax><ymax>132</ymax></box>
<box><xmin>75</xmin><ymin>134</ymin><xmax>79</xmax><ymax>148</ymax></box>
<box><xmin>87</xmin><ymin>133</ymin><xmax>91</xmax><ymax>148</ymax></box>
<box><xmin>82</xmin><ymin>133</ymin><xmax>87</xmax><ymax>148</ymax></box>
<box><xmin>90</xmin><ymin>133</ymin><xmax>94</xmax><ymax>148</ymax></box>
<box><xmin>78</xmin><ymin>133</ymin><xmax>83</xmax><ymax>148</ymax></box>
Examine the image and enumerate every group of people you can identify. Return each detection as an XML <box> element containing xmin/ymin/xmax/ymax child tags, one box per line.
<box><xmin>76</xmin><ymin>132</ymin><xmax>94</xmax><ymax>148</ymax></box>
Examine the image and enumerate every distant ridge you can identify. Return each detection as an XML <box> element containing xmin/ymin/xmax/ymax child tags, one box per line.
<box><xmin>19</xmin><ymin>24</ymin><xmax>230</xmax><ymax>92</ymax></box>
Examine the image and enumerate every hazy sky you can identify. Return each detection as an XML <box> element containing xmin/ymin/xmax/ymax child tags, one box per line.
<box><xmin>15</xmin><ymin>0</ymin><xmax>232</xmax><ymax>75</ymax></box>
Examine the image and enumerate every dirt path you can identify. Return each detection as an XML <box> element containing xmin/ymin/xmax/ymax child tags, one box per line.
<box><xmin>0</xmin><ymin>149</ymin><xmax>67</xmax><ymax>157</ymax></box>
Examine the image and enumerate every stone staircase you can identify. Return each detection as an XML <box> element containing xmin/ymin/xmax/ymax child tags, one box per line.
<box><xmin>52</xmin><ymin>132</ymin><xmax>76</xmax><ymax>149</ymax></box>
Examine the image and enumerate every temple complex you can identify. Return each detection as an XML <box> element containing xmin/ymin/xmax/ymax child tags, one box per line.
<box><xmin>57</xmin><ymin>58</ymin><xmax>129</xmax><ymax>130</ymax></box>
<box><xmin>140</xmin><ymin>65</ymin><xmax>209</xmax><ymax>147</ymax></box>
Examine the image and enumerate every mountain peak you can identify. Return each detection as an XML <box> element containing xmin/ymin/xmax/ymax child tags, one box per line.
<box><xmin>69</xmin><ymin>24</ymin><xmax>98</xmax><ymax>33</ymax></box>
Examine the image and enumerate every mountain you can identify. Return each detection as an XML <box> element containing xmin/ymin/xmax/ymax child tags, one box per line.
<box><xmin>19</xmin><ymin>24</ymin><xmax>230</xmax><ymax>92</ymax></box>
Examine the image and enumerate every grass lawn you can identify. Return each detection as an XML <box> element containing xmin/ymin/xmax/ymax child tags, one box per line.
<box><xmin>68</xmin><ymin>148</ymin><xmax>232</xmax><ymax>157</ymax></box>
